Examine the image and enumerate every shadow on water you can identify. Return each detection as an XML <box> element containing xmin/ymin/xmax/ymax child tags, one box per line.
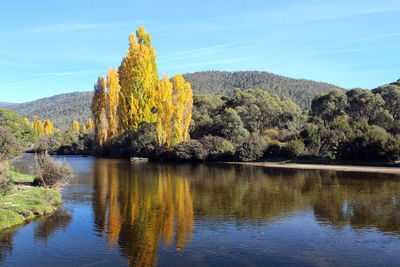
<box><xmin>3</xmin><ymin>156</ymin><xmax>400</xmax><ymax>266</ymax></box>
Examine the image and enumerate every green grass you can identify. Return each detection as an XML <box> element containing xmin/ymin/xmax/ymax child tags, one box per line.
<box><xmin>0</xmin><ymin>171</ymin><xmax>61</xmax><ymax>231</ymax></box>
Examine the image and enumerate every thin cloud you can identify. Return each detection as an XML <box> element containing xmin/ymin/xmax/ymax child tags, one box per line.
<box><xmin>158</xmin><ymin>41</ymin><xmax>251</xmax><ymax>62</ymax></box>
<box><xmin>161</xmin><ymin>3</ymin><xmax>400</xmax><ymax>34</ymax></box>
<box><xmin>0</xmin><ymin>70</ymin><xmax>101</xmax><ymax>89</ymax></box>
<box><xmin>22</xmin><ymin>23</ymin><xmax>119</xmax><ymax>36</ymax></box>
<box><xmin>340</xmin><ymin>32</ymin><xmax>400</xmax><ymax>45</ymax></box>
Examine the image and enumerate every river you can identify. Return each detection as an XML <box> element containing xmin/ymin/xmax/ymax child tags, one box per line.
<box><xmin>1</xmin><ymin>154</ymin><xmax>400</xmax><ymax>266</ymax></box>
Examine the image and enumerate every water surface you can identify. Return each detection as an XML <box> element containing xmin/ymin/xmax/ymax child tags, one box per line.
<box><xmin>1</xmin><ymin>155</ymin><xmax>400</xmax><ymax>266</ymax></box>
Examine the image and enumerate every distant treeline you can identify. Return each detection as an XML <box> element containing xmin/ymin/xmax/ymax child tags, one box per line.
<box><xmin>8</xmin><ymin>70</ymin><xmax>342</xmax><ymax>130</ymax></box>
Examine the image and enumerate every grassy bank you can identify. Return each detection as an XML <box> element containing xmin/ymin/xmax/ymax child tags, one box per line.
<box><xmin>0</xmin><ymin>171</ymin><xmax>61</xmax><ymax>231</ymax></box>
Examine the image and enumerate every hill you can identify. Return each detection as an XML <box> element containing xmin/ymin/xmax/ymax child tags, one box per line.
<box><xmin>183</xmin><ymin>71</ymin><xmax>343</xmax><ymax>109</ymax></box>
<box><xmin>0</xmin><ymin>102</ymin><xmax>14</xmax><ymax>108</ymax></box>
<box><xmin>7</xmin><ymin>71</ymin><xmax>344</xmax><ymax>129</ymax></box>
<box><xmin>8</xmin><ymin>92</ymin><xmax>93</xmax><ymax>130</ymax></box>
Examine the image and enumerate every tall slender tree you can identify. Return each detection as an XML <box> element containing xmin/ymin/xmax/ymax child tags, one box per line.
<box><xmin>86</xmin><ymin>119</ymin><xmax>95</xmax><ymax>130</ymax></box>
<box><xmin>43</xmin><ymin>120</ymin><xmax>54</xmax><ymax>135</ymax></box>
<box><xmin>73</xmin><ymin>120</ymin><xmax>80</xmax><ymax>131</ymax></box>
<box><xmin>106</xmin><ymin>67</ymin><xmax>121</xmax><ymax>138</ymax></box>
<box><xmin>92</xmin><ymin>76</ymin><xmax>109</xmax><ymax>147</ymax></box>
<box><xmin>172</xmin><ymin>74</ymin><xmax>193</xmax><ymax>143</ymax></box>
<box><xmin>155</xmin><ymin>75</ymin><xmax>174</xmax><ymax>147</ymax></box>
<box><xmin>118</xmin><ymin>26</ymin><xmax>159</xmax><ymax>131</ymax></box>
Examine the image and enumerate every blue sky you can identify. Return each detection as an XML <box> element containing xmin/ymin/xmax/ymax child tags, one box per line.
<box><xmin>0</xmin><ymin>0</ymin><xmax>399</xmax><ymax>103</ymax></box>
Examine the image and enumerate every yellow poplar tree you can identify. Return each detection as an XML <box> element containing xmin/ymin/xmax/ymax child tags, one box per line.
<box><xmin>118</xmin><ymin>26</ymin><xmax>159</xmax><ymax>131</ymax></box>
<box><xmin>92</xmin><ymin>76</ymin><xmax>109</xmax><ymax>147</ymax></box>
<box><xmin>24</xmin><ymin>118</ymin><xmax>30</xmax><ymax>126</ymax></box>
<box><xmin>155</xmin><ymin>75</ymin><xmax>174</xmax><ymax>147</ymax></box>
<box><xmin>106</xmin><ymin>67</ymin><xmax>121</xmax><ymax>137</ymax></box>
<box><xmin>73</xmin><ymin>120</ymin><xmax>80</xmax><ymax>131</ymax></box>
<box><xmin>86</xmin><ymin>119</ymin><xmax>94</xmax><ymax>130</ymax></box>
<box><xmin>172</xmin><ymin>74</ymin><xmax>193</xmax><ymax>143</ymax></box>
<box><xmin>82</xmin><ymin>125</ymin><xmax>87</xmax><ymax>133</ymax></box>
<box><xmin>33</xmin><ymin>116</ymin><xmax>45</xmax><ymax>137</ymax></box>
<box><xmin>56</xmin><ymin>128</ymin><xmax>60</xmax><ymax>134</ymax></box>
<box><xmin>43</xmin><ymin>120</ymin><xmax>54</xmax><ymax>135</ymax></box>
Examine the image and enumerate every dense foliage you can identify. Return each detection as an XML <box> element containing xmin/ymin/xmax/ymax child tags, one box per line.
<box><xmin>92</xmin><ymin>27</ymin><xmax>194</xmax><ymax>150</ymax></box>
<box><xmin>0</xmin><ymin>127</ymin><xmax>22</xmax><ymax>159</ymax></box>
<box><xmin>0</xmin><ymin>109</ymin><xmax>38</xmax><ymax>150</ymax></box>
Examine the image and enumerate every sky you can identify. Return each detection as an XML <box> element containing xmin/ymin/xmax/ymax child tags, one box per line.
<box><xmin>0</xmin><ymin>0</ymin><xmax>399</xmax><ymax>103</ymax></box>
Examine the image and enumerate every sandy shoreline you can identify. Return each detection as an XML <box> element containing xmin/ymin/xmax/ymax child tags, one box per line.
<box><xmin>226</xmin><ymin>162</ymin><xmax>400</xmax><ymax>175</ymax></box>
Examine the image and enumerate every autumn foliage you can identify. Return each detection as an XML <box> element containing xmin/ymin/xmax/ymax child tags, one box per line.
<box><xmin>92</xmin><ymin>27</ymin><xmax>193</xmax><ymax>148</ymax></box>
<box><xmin>27</xmin><ymin>116</ymin><xmax>55</xmax><ymax>137</ymax></box>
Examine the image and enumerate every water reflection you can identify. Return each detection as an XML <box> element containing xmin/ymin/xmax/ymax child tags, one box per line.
<box><xmin>92</xmin><ymin>159</ymin><xmax>194</xmax><ymax>266</ymax></box>
<box><xmin>3</xmin><ymin>157</ymin><xmax>400</xmax><ymax>266</ymax></box>
<box><xmin>34</xmin><ymin>207</ymin><xmax>73</xmax><ymax>244</ymax></box>
<box><xmin>0</xmin><ymin>232</ymin><xmax>13</xmax><ymax>264</ymax></box>
<box><xmin>90</xmin><ymin>161</ymin><xmax>400</xmax><ymax>266</ymax></box>
<box><xmin>0</xmin><ymin>206</ymin><xmax>72</xmax><ymax>263</ymax></box>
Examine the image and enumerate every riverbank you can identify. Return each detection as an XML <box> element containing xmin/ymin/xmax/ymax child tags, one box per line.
<box><xmin>227</xmin><ymin>160</ymin><xmax>400</xmax><ymax>175</ymax></box>
<box><xmin>0</xmin><ymin>171</ymin><xmax>61</xmax><ymax>231</ymax></box>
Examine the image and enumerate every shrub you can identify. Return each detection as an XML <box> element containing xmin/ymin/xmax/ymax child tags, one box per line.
<box><xmin>104</xmin><ymin>122</ymin><xmax>158</xmax><ymax>158</ymax></box>
<box><xmin>172</xmin><ymin>140</ymin><xmax>207</xmax><ymax>161</ymax></box>
<box><xmin>36</xmin><ymin>135</ymin><xmax>62</xmax><ymax>152</ymax></box>
<box><xmin>34</xmin><ymin>152</ymin><xmax>75</xmax><ymax>188</ymax></box>
<box><xmin>337</xmin><ymin>125</ymin><xmax>400</xmax><ymax>161</ymax></box>
<box><xmin>286</xmin><ymin>139</ymin><xmax>306</xmax><ymax>157</ymax></box>
<box><xmin>0</xmin><ymin>158</ymin><xmax>13</xmax><ymax>196</ymax></box>
<box><xmin>235</xmin><ymin>134</ymin><xmax>268</xmax><ymax>162</ymax></box>
<box><xmin>0</xmin><ymin>126</ymin><xmax>22</xmax><ymax>159</ymax></box>
<box><xmin>200</xmin><ymin>135</ymin><xmax>235</xmax><ymax>161</ymax></box>
<box><xmin>263</xmin><ymin>129</ymin><xmax>279</xmax><ymax>141</ymax></box>
<box><xmin>263</xmin><ymin>140</ymin><xmax>284</xmax><ymax>158</ymax></box>
<box><xmin>130</xmin><ymin>122</ymin><xmax>158</xmax><ymax>157</ymax></box>
<box><xmin>57</xmin><ymin>131</ymin><xmax>95</xmax><ymax>155</ymax></box>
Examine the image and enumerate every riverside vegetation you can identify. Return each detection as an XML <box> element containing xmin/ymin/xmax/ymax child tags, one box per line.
<box><xmin>3</xmin><ymin>27</ymin><xmax>400</xmax><ymax>163</ymax></box>
<box><xmin>0</xmin><ymin>109</ymin><xmax>75</xmax><ymax>230</ymax></box>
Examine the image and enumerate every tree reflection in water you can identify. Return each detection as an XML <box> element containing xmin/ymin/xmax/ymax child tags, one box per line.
<box><xmin>91</xmin><ymin>161</ymin><xmax>400</xmax><ymax>266</ymax></box>
<box><xmin>34</xmin><ymin>207</ymin><xmax>73</xmax><ymax>244</ymax></box>
<box><xmin>92</xmin><ymin>159</ymin><xmax>194</xmax><ymax>266</ymax></box>
<box><xmin>0</xmin><ymin>206</ymin><xmax>72</xmax><ymax>264</ymax></box>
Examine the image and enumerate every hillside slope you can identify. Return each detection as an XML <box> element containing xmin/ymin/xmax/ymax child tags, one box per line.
<box><xmin>8</xmin><ymin>92</ymin><xmax>93</xmax><ymax>130</ymax></box>
<box><xmin>7</xmin><ymin>71</ymin><xmax>344</xmax><ymax>129</ymax></box>
<box><xmin>0</xmin><ymin>102</ymin><xmax>14</xmax><ymax>108</ymax></box>
<box><xmin>183</xmin><ymin>71</ymin><xmax>343</xmax><ymax>109</ymax></box>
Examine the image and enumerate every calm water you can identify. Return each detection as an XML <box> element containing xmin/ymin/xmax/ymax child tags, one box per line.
<box><xmin>1</xmin><ymin>155</ymin><xmax>400</xmax><ymax>266</ymax></box>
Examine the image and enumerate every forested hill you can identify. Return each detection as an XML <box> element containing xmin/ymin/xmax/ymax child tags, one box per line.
<box><xmin>183</xmin><ymin>71</ymin><xmax>343</xmax><ymax>109</ymax></box>
<box><xmin>8</xmin><ymin>92</ymin><xmax>93</xmax><ymax>130</ymax></box>
<box><xmin>7</xmin><ymin>71</ymin><xmax>345</xmax><ymax>130</ymax></box>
